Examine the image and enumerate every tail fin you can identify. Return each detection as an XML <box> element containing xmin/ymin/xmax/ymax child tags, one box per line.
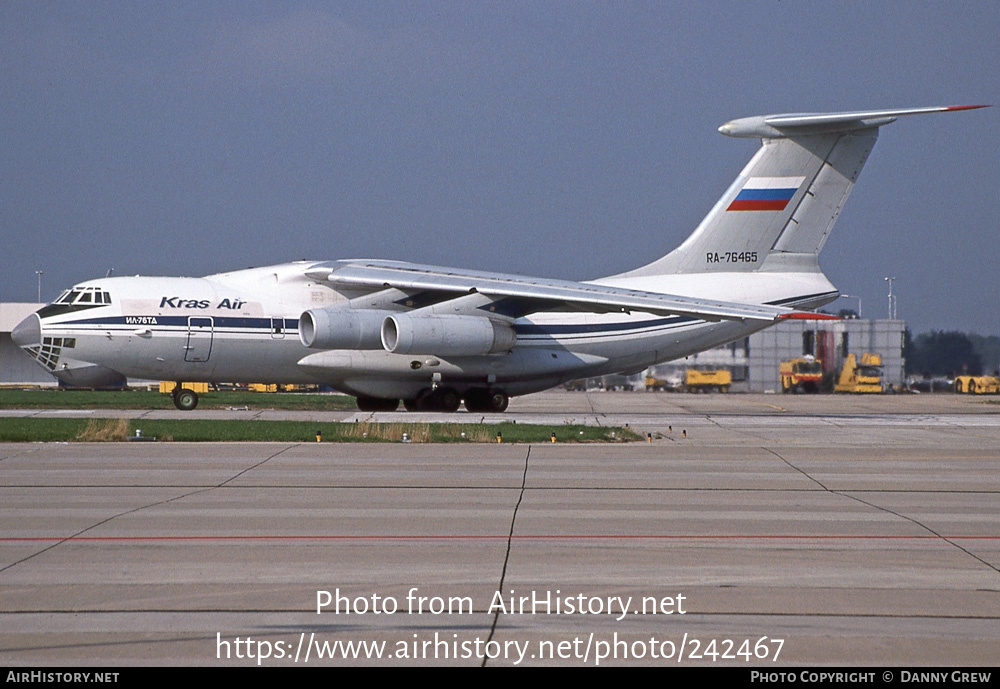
<box><xmin>623</xmin><ymin>105</ymin><xmax>987</xmax><ymax>277</ymax></box>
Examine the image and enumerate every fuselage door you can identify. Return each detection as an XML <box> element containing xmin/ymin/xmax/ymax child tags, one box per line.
<box><xmin>184</xmin><ymin>317</ymin><xmax>214</xmax><ymax>362</ymax></box>
<box><xmin>270</xmin><ymin>317</ymin><xmax>286</xmax><ymax>339</ymax></box>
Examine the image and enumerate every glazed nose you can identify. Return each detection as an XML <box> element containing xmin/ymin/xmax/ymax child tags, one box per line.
<box><xmin>11</xmin><ymin>314</ymin><xmax>41</xmax><ymax>348</ymax></box>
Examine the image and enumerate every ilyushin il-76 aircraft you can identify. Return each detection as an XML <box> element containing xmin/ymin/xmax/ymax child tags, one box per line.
<box><xmin>13</xmin><ymin>105</ymin><xmax>985</xmax><ymax>412</ymax></box>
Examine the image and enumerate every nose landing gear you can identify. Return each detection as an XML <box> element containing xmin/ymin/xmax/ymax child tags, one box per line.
<box><xmin>171</xmin><ymin>385</ymin><xmax>199</xmax><ymax>411</ymax></box>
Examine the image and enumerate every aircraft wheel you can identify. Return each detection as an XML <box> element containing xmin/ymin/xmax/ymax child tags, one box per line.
<box><xmin>487</xmin><ymin>388</ymin><xmax>509</xmax><ymax>413</ymax></box>
<box><xmin>403</xmin><ymin>398</ymin><xmax>420</xmax><ymax>412</ymax></box>
<box><xmin>357</xmin><ymin>396</ymin><xmax>399</xmax><ymax>412</ymax></box>
<box><xmin>409</xmin><ymin>388</ymin><xmax>461</xmax><ymax>412</ymax></box>
<box><xmin>174</xmin><ymin>388</ymin><xmax>199</xmax><ymax>411</ymax></box>
<box><xmin>463</xmin><ymin>388</ymin><xmax>488</xmax><ymax>413</ymax></box>
<box><xmin>411</xmin><ymin>388</ymin><xmax>437</xmax><ymax>411</ymax></box>
<box><xmin>437</xmin><ymin>388</ymin><xmax>461</xmax><ymax>413</ymax></box>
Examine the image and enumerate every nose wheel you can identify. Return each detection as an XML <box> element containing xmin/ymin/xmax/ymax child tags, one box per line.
<box><xmin>172</xmin><ymin>386</ymin><xmax>200</xmax><ymax>411</ymax></box>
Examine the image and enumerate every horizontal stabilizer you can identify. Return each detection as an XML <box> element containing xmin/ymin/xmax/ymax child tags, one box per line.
<box><xmin>719</xmin><ymin>105</ymin><xmax>989</xmax><ymax>139</ymax></box>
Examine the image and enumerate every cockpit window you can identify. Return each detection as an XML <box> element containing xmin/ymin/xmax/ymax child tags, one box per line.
<box><xmin>54</xmin><ymin>287</ymin><xmax>111</xmax><ymax>305</ymax></box>
<box><xmin>38</xmin><ymin>287</ymin><xmax>111</xmax><ymax>318</ymax></box>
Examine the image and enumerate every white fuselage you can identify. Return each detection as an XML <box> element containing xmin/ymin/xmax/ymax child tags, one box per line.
<box><xmin>21</xmin><ymin>260</ymin><xmax>836</xmax><ymax>399</ymax></box>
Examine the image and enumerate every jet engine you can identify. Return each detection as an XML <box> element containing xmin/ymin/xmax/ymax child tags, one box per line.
<box><xmin>381</xmin><ymin>314</ymin><xmax>516</xmax><ymax>356</ymax></box>
<box><xmin>299</xmin><ymin>307</ymin><xmax>390</xmax><ymax>349</ymax></box>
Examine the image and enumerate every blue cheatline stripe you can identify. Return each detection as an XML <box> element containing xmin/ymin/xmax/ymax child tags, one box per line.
<box><xmin>734</xmin><ymin>188</ymin><xmax>797</xmax><ymax>201</ymax></box>
<box><xmin>56</xmin><ymin>316</ymin><xmax>298</xmax><ymax>330</ymax></box>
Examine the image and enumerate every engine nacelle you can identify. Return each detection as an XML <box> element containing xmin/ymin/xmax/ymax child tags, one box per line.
<box><xmin>299</xmin><ymin>307</ymin><xmax>391</xmax><ymax>349</ymax></box>
<box><xmin>381</xmin><ymin>314</ymin><xmax>517</xmax><ymax>356</ymax></box>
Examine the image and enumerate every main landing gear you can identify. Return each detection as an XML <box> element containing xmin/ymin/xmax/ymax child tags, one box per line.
<box><xmin>355</xmin><ymin>387</ymin><xmax>509</xmax><ymax>413</ymax></box>
<box><xmin>406</xmin><ymin>387</ymin><xmax>462</xmax><ymax>412</ymax></box>
<box><xmin>356</xmin><ymin>396</ymin><xmax>400</xmax><ymax>412</ymax></box>
<box><xmin>171</xmin><ymin>384</ymin><xmax>199</xmax><ymax>411</ymax></box>
<box><xmin>462</xmin><ymin>387</ymin><xmax>509</xmax><ymax>413</ymax></box>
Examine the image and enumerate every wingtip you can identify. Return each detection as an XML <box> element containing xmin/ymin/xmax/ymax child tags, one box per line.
<box><xmin>945</xmin><ymin>105</ymin><xmax>991</xmax><ymax>111</ymax></box>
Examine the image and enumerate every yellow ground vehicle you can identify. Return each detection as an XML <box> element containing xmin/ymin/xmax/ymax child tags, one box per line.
<box><xmin>684</xmin><ymin>369</ymin><xmax>731</xmax><ymax>393</ymax></box>
<box><xmin>779</xmin><ymin>356</ymin><xmax>823</xmax><ymax>393</ymax></box>
<box><xmin>645</xmin><ymin>372</ymin><xmax>683</xmax><ymax>391</ymax></box>
<box><xmin>158</xmin><ymin>381</ymin><xmax>210</xmax><ymax>394</ymax></box>
<box><xmin>834</xmin><ymin>353</ymin><xmax>884</xmax><ymax>393</ymax></box>
<box><xmin>645</xmin><ymin>375</ymin><xmax>669</xmax><ymax>391</ymax></box>
<box><xmin>954</xmin><ymin>375</ymin><xmax>1000</xmax><ymax>394</ymax></box>
<box><xmin>282</xmin><ymin>384</ymin><xmax>321</xmax><ymax>392</ymax></box>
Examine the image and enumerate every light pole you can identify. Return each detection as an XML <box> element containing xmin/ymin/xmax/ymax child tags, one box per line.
<box><xmin>35</xmin><ymin>271</ymin><xmax>43</xmax><ymax>303</ymax></box>
<box><xmin>839</xmin><ymin>293</ymin><xmax>862</xmax><ymax>319</ymax></box>
<box><xmin>884</xmin><ymin>277</ymin><xmax>896</xmax><ymax>320</ymax></box>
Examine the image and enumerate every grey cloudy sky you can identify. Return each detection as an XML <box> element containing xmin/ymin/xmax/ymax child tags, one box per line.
<box><xmin>3</xmin><ymin>1</ymin><xmax>997</xmax><ymax>335</ymax></box>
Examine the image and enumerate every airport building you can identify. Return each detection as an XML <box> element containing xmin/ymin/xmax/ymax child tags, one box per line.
<box><xmin>747</xmin><ymin>318</ymin><xmax>906</xmax><ymax>392</ymax></box>
<box><xmin>644</xmin><ymin>318</ymin><xmax>906</xmax><ymax>393</ymax></box>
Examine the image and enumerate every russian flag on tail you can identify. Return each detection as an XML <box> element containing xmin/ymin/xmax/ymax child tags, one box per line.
<box><xmin>727</xmin><ymin>176</ymin><xmax>805</xmax><ymax>211</ymax></box>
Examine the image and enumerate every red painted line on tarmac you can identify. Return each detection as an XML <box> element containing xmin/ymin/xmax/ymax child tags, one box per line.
<box><xmin>3</xmin><ymin>534</ymin><xmax>997</xmax><ymax>542</ymax></box>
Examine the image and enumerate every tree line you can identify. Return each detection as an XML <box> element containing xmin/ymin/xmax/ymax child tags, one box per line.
<box><xmin>904</xmin><ymin>331</ymin><xmax>999</xmax><ymax>378</ymax></box>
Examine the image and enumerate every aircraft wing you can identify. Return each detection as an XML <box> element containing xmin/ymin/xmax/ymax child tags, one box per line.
<box><xmin>305</xmin><ymin>259</ymin><xmax>832</xmax><ymax>323</ymax></box>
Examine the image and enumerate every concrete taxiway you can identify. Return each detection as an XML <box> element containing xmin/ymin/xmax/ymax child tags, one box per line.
<box><xmin>1</xmin><ymin>392</ymin><xmax>998</xmax><ymax>666</ymax></box>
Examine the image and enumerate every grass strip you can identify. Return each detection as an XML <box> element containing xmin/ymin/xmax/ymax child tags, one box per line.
<box><xmin>0</xmin><ymin>418</ymin><xmax>640</xmax><ymax>443</ymax></box>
